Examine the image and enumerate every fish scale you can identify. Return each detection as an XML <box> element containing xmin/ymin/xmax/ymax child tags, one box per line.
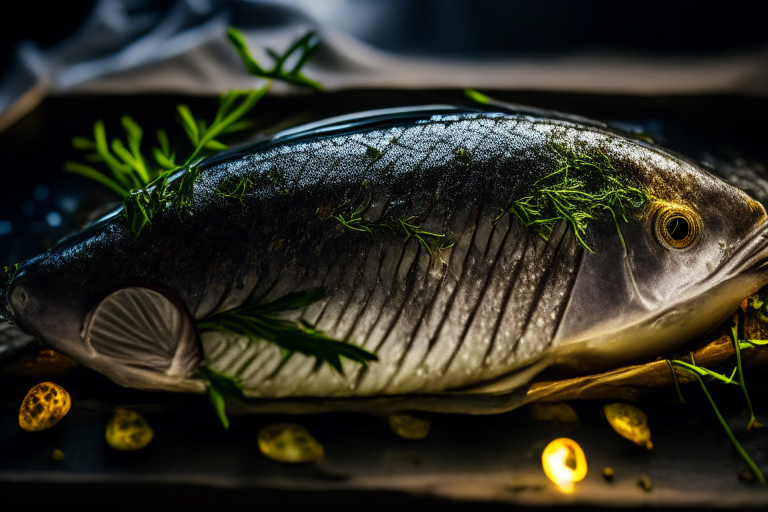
<box><xmin>193</xmin><ymin>113</ymin><xmax>633</xmax><ymax>395</ymax></box>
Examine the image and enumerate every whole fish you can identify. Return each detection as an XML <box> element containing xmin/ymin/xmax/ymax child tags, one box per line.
<box><xmin>2</xmin><ymin>105</ymin><xmax>767</xmax><ymax>414</ymax></box>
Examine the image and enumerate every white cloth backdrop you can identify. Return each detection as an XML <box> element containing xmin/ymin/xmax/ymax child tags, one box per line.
<box><xmin>2</xmin><ymin>0</ymin><xmax>768</xmax><ymax>131</ymax></box>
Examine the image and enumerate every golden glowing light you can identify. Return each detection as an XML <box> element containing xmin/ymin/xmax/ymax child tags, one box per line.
<box><xmin>18</xmin><ymin>382</ymin><xmax>71</xmax><ymax>432</ymax></box>
<box><xmin>542</xmin><ymin>437</ymin><xmax>587</xmax><ymax>492</ymax></box>
<box><xmin>105</xmin><ymin>408</ymin><xmax>154</xmax><ymax>451</ymax></box>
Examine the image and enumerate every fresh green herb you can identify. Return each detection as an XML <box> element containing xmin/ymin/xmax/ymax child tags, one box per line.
<box><xmin>122</xmin><ymin>173</ymin><xmax>171</xmax><ymax>236</ymax></box>
<box><xmin>335</xmin><ymin>211</ymin><xmax>454</xmax><ymax>254</ymax></box>
<box><xmin>177</xmin><ymin>87</ymin><xmax>269</xmax><ymax>166</ymax></box>
<box><xmin>334</xmin><ymin>184</ymin><xmax>454</xmax><ymax>254</ymax></box>
<box><xmin>732</xmin><ymin>314</ymin><xmax>764</xmax><ymax>431</ymax></box>
<box><xmin>217</xmin><ymin>176</ymin><xmax>255</xmax><ymax>202</ymax></box>
<box><xmin>455</xmin><ymin>147</ymin><xmax>471</xmax><ymax>166</ymax></box>
<box><xmin>65</xmin><ymin>117</ymin><xmax>149</xmax><ymax>197</ymax></box>
<box><xmin>366</xmin><ymin>146</ymin><xmax>384</xmax><ymax>161</ymax></box>
<box><xmin>2</xmin><ymin>263</ymin><xmax>19</xmax><ymax>277</ymax></box>
<box><xmin>197</xmin><ymin>288</ymin><xmax>378</xmax><ymax>375</ymax></box>
<box><xmin>66</xmin><ymin>29</ymin><xmax>322</xmax><ymax>235</ymax></box>
<box><xmin>668</xmin><ymin>361</ymin><xmax>765</xmax><ymax>483</ymax></box>
<box><xmin>666</xmin><ymin>314</ymin><xmax>767</xmax><ymax>482</ymax></box>
<box><xmin>227</xmin><ymin>28</ymin><xmax>322</xmax><ymax>91</ymax></box>
<box><xmin>464</xmin><ymin>89</ymin><xmax>492</xmax><ymax>104</ymax></box>
<box><xmin>199</xmin><ymin>366</ymin><xmax>246</xmax><ymax>429</ymax></box>
<box><xmin>503</xmin><ymin>145</ymin><xmax>648</xmax><ymax>252</ymax></box>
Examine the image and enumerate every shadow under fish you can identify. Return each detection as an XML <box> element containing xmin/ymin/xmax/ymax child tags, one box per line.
<box><xmin>2</xmin><ymin>104</ymin><xmax>768</xmax><ymax>414</ymax></box>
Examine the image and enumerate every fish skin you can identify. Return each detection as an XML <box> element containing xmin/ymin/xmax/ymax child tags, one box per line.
<box><xmin>2</xmin><ymin>107</ymin><xmax>768</xmax><ymax>412</ymax></box>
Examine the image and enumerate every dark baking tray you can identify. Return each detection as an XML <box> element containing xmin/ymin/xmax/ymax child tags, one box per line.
<box><xmin>2</xmin><ymin>90</ymin><xmax>768</xmax><ymax>509</ymax></box>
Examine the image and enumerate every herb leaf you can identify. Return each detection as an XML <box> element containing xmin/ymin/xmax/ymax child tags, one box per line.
<box><xmin>197</xmin><ymin>289</ymin><xmax>378</xmax><ymax>374</ymax></box>
<box><xmin>227</xmin><ymin>28</ymin><xmax>322</xmax><ymax>91</ymax></box>
<box><xmin>504</xmin><ymin>145</ymin><xmax>649</xmax><ymax>252</ymax></box>
<box><xmin>199</xmin><ymin>366</ymin><xmax>246</xmax><ymax>430</ymax></box>
<box><xmin>665</xmin><ymin>313</ymin><xmax>767</xmax><ymax>483</ymax></box>
<box><xmin>334</xmin><ymin>185</ymin><xmax>454</xmax><ymax>254</ymax></box>
<box><xmin>65</xmin><ymin>28</ymin><xmax>322</xmax><ymax>236</ymax></box>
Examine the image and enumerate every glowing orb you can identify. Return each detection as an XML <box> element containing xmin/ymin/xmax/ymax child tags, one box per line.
<box><xmin>542</xmin><ymin>437</ymin><xmax>588</xmax><ymax>492</ymax></box>
<box><xmin>18</xmin><ymin>382</ymin><xmax>70</xmax><ymax>432</ymax></box>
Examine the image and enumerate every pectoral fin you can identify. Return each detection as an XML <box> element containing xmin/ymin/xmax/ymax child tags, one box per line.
<box><xmin>83</xmin><ymin>287</ymin><xmax>201</xmax><ymax>378</ymax></box>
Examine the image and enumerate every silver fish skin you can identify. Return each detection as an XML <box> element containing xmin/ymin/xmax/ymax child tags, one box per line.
<box><xmin>2</xmin><ymin>106</ymin><xmax>768</xmax><ymax>413</ymax></box>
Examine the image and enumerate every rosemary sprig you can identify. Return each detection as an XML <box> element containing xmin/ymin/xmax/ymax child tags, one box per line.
<box><xmin>197</xmin><ymin>289</ymin><xmax>378</xmax><ymax>375</ymax></box>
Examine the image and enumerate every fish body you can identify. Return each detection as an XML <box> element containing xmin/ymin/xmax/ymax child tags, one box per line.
<box><xmin>2</xmin><ymin>106</ymin><xmax>768</xmax><ymax>413</ymax></box>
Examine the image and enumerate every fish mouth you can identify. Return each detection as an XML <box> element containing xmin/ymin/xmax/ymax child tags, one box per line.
<box><xmin>717</xmin><ymin>221</ymin><xmax>768</xmax><ymax>280</ymax></box>
<box><xmin>555</xmin><ymin>220</ymin><xmax>768</xmax><ymax>372</ymax></box>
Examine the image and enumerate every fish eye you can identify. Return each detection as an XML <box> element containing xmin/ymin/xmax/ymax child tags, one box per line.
<box><xmin>654</xmin><ymin>206</ymin><xmax>701</xmax><ymax>250</ymax></box>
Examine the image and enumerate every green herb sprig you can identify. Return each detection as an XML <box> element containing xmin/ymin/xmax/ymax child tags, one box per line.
<box><xmin>65</xmin><ymin>28</ymin><xmax>322</xmax><ymax>235</ymax></box>
<box><xmin>198</xmin><ymin>366</ymin><xmax>246</xmax><ymax>430</ymax></box>
<box><xmin>666</xmin><ymin>313</ymin><xmax>766</xmax><ymax>483</ymax></box>
<box><xmin>335</xmin><ymin>211</ymin><xmax>455</xmax><ymax>254</ymax></box>
<box><xmin>334</xmin><ymin>184</ymin><xmax>454</xmax><ymax>254</ymax></box>
<box><xmin>227</xmin><ymin>28</ymin><xmax>322</xmax><ymax>91</ymax></box>
<box><xmin>504</xmin><ymin>145</ymin><xmax>648</xmax><ymax>252</ymax></box>
<box><xmin>197</xmin><ymin>288</ymin><xmax>378</xmax><ymax>375</ymax></box>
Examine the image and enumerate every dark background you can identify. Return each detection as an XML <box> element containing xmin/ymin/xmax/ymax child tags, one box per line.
<box><xmin>4</xmin><ymin>1</ymin><xmax>768</xmax><ymax>71</ymax></box>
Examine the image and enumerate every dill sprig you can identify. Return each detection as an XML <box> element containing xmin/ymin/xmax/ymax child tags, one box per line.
<box><xmin>197</xmin><ymin>288</ymin><xmax>378</xmax><ymax>375</ymax></box>
<box><xmin>335</xmin><ymin>212</ymin><xmax>455</xmax><ymax>254</ymax></box>
<box><xmin>227</xmin><ymin>28</ymin><xmax>322</xmax><ymax>91</ymax></box>
<box><xmin>216</xmin><ymin>176</ymin><xmax>255</xmax><ymax>202</ymax></box>
<box><xmin>505</xmin><ymin>145</ymin><xmax>648</xmax><ymax>252</ymax></box>
<box><xmin>666</xmin><ymin>313</ymin><xmax>766</xmax><ymax>483</ymax></box>
<box><xmin>65</xmin><ymin>28</ymin><xmax>322</xmax><ymax>235</ymax></box>
<box><xmin>334</xmin><ymin>184</ymin><xmax>454</xmax><ymax>254</ymax></box>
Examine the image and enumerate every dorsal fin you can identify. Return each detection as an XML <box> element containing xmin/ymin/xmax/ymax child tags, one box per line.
<box><xmin>466</xmin><ymin>96</ymin><xmax>610</xmax><ymax>130</ymax></box>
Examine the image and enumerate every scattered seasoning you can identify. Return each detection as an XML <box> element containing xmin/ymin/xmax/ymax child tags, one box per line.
<box><xmin>105</xmin><ymin>408</ymin><xmax>154</xmax><ymax>451</ymax></box>
<box><xmin>18</xmin><ymin>382</ymin><xmax>71</xmax><ymax>432</ymax></box>
<box><xmin>258</xmin><ymin>423</ymin><xmax>324</xmax><ymax>463</ymax></box>
<box><xmin>51</xmin><ymin>449</ymin><xmax>65</xmax><ymax>461</ymax></box>
<box><xmin>388</xmin><ymin>413</ymin><xmax>432</xmax><ymax>440</ymax></box>
<box><xmin>637</xmin><ymin>474</ymin><xmax>653</xmax><ymax>492</ymax></box>
<box><xmin>603</xmin><ymin>402</ymin><xmax>653</xmax><ymax>449</ymax></box>
<box><xmin>603</xmin><ymin>467</ymin><xmax>614</xmax><ymax>482</ymax></box>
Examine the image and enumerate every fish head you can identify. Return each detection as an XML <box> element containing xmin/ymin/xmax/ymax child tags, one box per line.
<box><xmin>1</xmin><ymin>229</ymin><xmax>203</xmax><ymax>393</ymax></box>
<box><xmin>555</xmin><ymin>144</ymin><xmax>768</xmax><ymax>369</ymax></box>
